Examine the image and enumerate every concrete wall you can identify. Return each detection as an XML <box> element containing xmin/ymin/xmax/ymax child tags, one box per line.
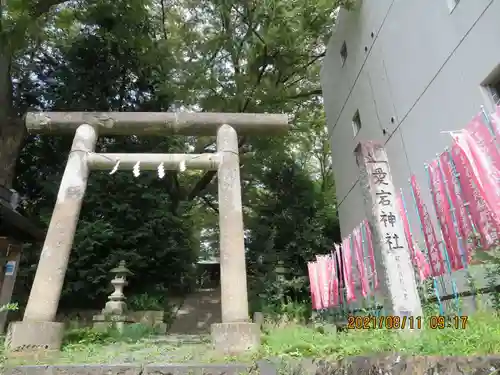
<box><xmin>321</xmin><ymin>0</ymin><xmax>500</xmax><ymax>308</ymax></box>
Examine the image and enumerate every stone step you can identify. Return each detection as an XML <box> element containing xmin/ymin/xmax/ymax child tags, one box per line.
<box><xmin>6</xmin><ymin>362</ymin><xmax>278</xmax><ymax>375</ymax></box>
<box><xmin>143</xmin><ymin>334</ymin><xmax>210</xmax><ymax>345</ymax></box>
<box><xmin>168</xmin><ymin>288</ymin><xmax>222</xmax><ymax>335</ymax></box>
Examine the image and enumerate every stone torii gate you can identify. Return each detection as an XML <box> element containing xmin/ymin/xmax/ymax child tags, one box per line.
<box><xmin>6</xmin><ymin>111</ymin><xmax>289</xmax><ymax>354</ymax></box>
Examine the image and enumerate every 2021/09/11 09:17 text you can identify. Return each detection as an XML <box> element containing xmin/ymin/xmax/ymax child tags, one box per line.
<box><xmin>347</xmin><ymin>315</ymin><xmax>469</xmax><ymax>330</ymax></box>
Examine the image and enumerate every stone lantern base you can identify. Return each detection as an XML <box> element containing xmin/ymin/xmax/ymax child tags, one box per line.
<box><xmin>92</xmin><ymin>314</ymin><xmax>134</xmax><ymax>333</ymax></box>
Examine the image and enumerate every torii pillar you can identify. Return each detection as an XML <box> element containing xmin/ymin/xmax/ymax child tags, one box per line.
<box><xmin>6</xmin><ymin>112</ymin><xmax>289</xmax><ymax>354</ymax></box>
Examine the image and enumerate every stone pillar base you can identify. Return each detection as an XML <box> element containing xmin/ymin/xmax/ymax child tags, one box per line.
<box><xmin>5</xmin><ymin>321</ymin><xmax>64</xmax><ymax>353</ymax></box>
<box><xmin>210</xmin><ymin>322</ymin><xmax>260</xmax><ymax>354</ymax></box>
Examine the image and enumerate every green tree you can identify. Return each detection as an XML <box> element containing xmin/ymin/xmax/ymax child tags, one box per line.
<box><xmin>9</xmin><ymin>0</ymin><xmax>345</xmax><ymax>311</ymax></box>
<box><xmin>13</xmin><ymin>0</ymin><xmax>200</xmax><ymax>307</ymax></box>
<box><xmin>1</xmin><ymin>0</ymin><xmax>66</xmax><ymax>187</ymax></box>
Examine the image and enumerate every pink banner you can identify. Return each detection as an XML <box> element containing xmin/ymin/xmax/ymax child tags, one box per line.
<box><xmin>491</xmin><ymin>105</ymin><xmax>500</xmax><ymax>137</ymax></box>
<box><xmin>439</xmin><ymin>151</ymin><xmax>474</xmax><ymax>262</ymax></box>
<box><xmin>428</xmin><ymin>160</ymin><xmax>463</xmax><ymax>271</ymax></box>
<box><xmin>363</xmin><ymin>220</ymin><xmax>379</xmax><ymax>290</ymax></box>
<box><xmin>307</xmin><ymin>262</ymin><xmax>322</xmax><ymax>310</ymax></box>
<box><xmin>410</xmin><ymin>175</ymin><xmax>446</xmax><ymax>276</ymax></box>
<box><xmin>396</xmin><ymin>193</ymin><xmax>416</xmax><ymax>261</ymax></box>
<box><xmin>396</xmin><ymin>192</ymin><xmax>431</xmax><ymax>280</ymax></box>
<box><xmin>316</xmin><ymin>255</ymin><xmax>331</xmax><ymax>308</ymax></box>
<box><xmin>462</xmin><ymin>114</ymin><xmax>500</xmax><ymax>219</ymax></box>
<box><xmin>414</xmin><ymin>249</ymin><xmax>431</xmax><ymax>281</ymax></box>
<box><xmin>341</xmin><ymin>235</ymin><xmax>357</xmax><ymax>303</ymax></box>
<box><xmin>352</xmin><ymin>225</ymin><xmax>369</xmax><ymax>297</ymax></box>
<box><xmin>328</xmin><ymin>255</ymin><xmax>339</xmax><ymax>306</ymax></box>
<box><xmin>451</xmin><ymin>140</ymin><xmax>500</xmax><ymax>249</ymax></box>
<box><xmin>334</xmin><ymin>244</ymin><xmax>345</xmax><ymax>305</ymax></box>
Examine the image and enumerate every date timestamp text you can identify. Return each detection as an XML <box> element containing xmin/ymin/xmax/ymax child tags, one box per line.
<box><xmin>347</xmin><ymin>315</ymin><xmax>468</xmax><ymax>330</ymax></box>
<box><xmin>347</xmin><ymin>315</ymin><xmax>422</xmax><ymax>330</ymax></box>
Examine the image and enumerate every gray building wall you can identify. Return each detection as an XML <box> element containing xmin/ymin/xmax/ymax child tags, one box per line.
<box><xmin>320</xmin><ymin>0</ymin><xmax>500</xmax><ymax>308</ymax></box>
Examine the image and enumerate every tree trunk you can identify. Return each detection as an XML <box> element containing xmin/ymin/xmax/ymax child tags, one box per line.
<box><xmin>0</xmin><ymin>118</ymin><xmax>25</xmax><ymax>189</ymax></box>
<box><xmin>0</xmin><ymin>46</ymin><xmax>25</xmax><ymax>189</ymax></box>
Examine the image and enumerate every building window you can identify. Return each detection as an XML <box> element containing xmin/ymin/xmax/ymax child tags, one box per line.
<box><xmin>352</xmin><ymin>110</ymin><xmax>362</xmax><ymax>137</ymax></box>
<box><xmin>488</xmin><ymin>78</ymin><xmax>500</xmax><ymax>105</ymax></box>
<box><xmin>340</xmin><ymin>41</ymin><xmax>348</xmax><ymax>66</ymax></box>
<box><xmin>448</xmin><ymin>0</ymin><xmax>460</xmax><ymax>12</ymax></box>
<box><xmin>482</xmin><ymin>65</ymin><xmax>500</xmax><ymax>107</ymax></box>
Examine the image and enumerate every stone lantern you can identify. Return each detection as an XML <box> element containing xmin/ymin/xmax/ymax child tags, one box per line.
<box><xmin>104</xmin><ymin>260</ymin><xmax>133</xmax><ymax>315</ymax></box>
<box><xmin>93</xmin><ymin>260</ymin><xmax>133</xmax><ymax>331</ymax></box>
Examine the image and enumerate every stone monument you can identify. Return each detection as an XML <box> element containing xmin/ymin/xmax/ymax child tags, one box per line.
<box><xmin>354</xmin><ymin>141</ymin><xmax>423</xmax><ymax>327</ymax></box>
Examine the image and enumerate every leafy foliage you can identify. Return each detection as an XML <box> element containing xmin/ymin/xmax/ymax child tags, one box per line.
<box><xmin>260</xmin><ymin>309</ymin><xmax>500</xmax><ymax>359</ymax></box>
<box><xmin>63</xmin><ymin>323</ymin><xmax>155</xmax><ymax>346</ymax></box>
<box><xmin>472</xmin><ymin>241</ymin><xmax>500</xmax><ymax>310</ymax></box>
<box><xmin>3</xmin><ymin>0</ymin><xmax>343</xmax><ymax>312</ymax></box>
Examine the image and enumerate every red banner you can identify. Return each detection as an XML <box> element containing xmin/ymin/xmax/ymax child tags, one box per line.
<box><xmin>427</xmin><ymin>160</ymin><xmax>463</xmax><ymax>271</ymax></box>
<box><xmin>451</xmin><ymin>140</ymin><xmax>500</xmax><ymax>249</ymax></box>
<box><xmin>491</xmin><ymin>105</ymin><xmax>500</xmax><ymax>137</ymax></box>
<box><xmin>341</xmin><ymin>235</ymin><xmax>357</xmax><ymax>302</ymax></box>
<box><xmin>315</xmin><ymin>256</ymin><xmax>327</xmax><ymax>308</ymax></box>
<box><xmin>410</xmin><ymin>175</ymin><xmax>446</xmax><ymax>276</ymax></box>
<box><xmin>396</xmin><ymin>192</ymin><xmax>431</xmax><ymax>280</ymax></box>
<box><xmin>363</xmin><ymin>220</ymin><xmax>379</xmax><ymax>290</ymax></box>
<box><xmin>308</xmin><ymin>254</ymin><xmax>340</xmax><ymax>309</ymax></box>
<box><xmin>352</xmin><ymin>224</ymin><xmax>369</xmax><ymax>297</ymax></box>
<box><xmin>439</xmin><ymin>151</ymin><xmax>474</xmax><ymax>262</ymax></box>
<box><xmin>462</xmin><ymin>114</ymin><xmax>500</xmax><ymax>220</ymax></box>
<box><xmin>307</xmin><ymin>261</ymin><xmax>322</xmax><ymax>310</ymax></box>
<box><xmin>334</xmin><ymin>244</ymin><xmax>343</xmax><ymax>303</ymax></box>
<box><xmin>328</xmin><ymin>255</ymin><xmax>339</xmax><ymax>307</ymax></box>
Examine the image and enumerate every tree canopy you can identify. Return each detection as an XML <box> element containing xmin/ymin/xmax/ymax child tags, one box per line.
<box><xmin>2</xmin><ymin>0</ymin><xmax>344</xmax><ymax>313</ymax></box>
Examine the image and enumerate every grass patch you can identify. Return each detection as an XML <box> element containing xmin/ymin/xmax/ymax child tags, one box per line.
<box><xmin>259</xmin><ymin>309</ymin><xmax>500</xmax><ymax>360</ymax></box>
<box><xmin>3</xmin><ymin>309</ymin><xmax>500</xmax><ymax>366</ymax></box>
<box><xmin>63</xmin><ymin>323</ymin><xmax>157</xmax><ymax>346</ymax></box>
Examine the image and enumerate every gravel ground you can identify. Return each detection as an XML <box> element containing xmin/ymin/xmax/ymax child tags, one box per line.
<box><xmin>4</xmin><ymin>335</ymin><xmax>237</xmax><ymax>366</ymax></box>
<box><xmin>62</xmin><ymin>335</ymin><xmax>218</xmax><ymax>364</ymax></box>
